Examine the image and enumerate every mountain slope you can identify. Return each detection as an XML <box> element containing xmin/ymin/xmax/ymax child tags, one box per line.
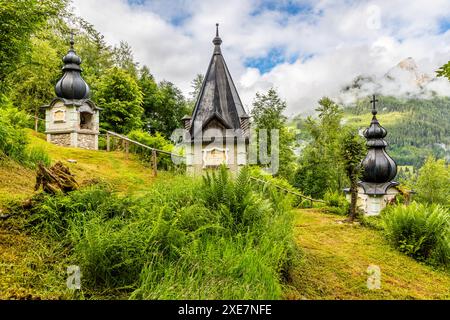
<box><xmin>343</xmin><ymin>96</ymin><xmax>450</xmax><ymax>167</ymax></box>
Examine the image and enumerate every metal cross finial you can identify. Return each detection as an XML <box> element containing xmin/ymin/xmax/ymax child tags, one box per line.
<box><xmin>70</xmin><ymin>31</ymin><xmax>75</xmax><ymax>50</ymax></box>
<box><xmin>370</xmin><ymin>94</ymin><xmax>378</xmax><ymax>115</ymax></box>
<box><xmin>212</xmin><ymin>23</ymin><xmax>222</xmax><ymax>48</ymax></box>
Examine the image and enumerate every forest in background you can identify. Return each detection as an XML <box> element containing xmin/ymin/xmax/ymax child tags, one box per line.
<box><xmin>343</xmin><ymin>96</ymin><xmax>450</xmax><ymax>168</ymax></box>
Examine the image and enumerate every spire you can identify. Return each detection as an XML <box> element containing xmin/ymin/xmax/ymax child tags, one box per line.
<box><xmin>189</xmin><ymin>24</ymin><xmax>248</xmax><ymax>137</ymax></box>
<box><xmin>212</xmin><ymin>23</ymin><xmax>222</xmax><ymax>54</ymax></box>
<box><xmin>361</xmin><ymin>95</ymin><xmax>397</xmax><ymax>183</ymax></box>
<box><xmin>55</xmin><ymin>32</ymin><xmax>90</xmax><ymax>100</ymax></box>
<box><xmin>70</xmin><ymin>31</ymin><xmax>74</xmax><ymax>50</ymax></box>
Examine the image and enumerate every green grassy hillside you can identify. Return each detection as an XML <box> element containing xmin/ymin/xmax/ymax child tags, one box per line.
<box><xmin>0</xmin><ymin>130</ymin><xmax>157</xmax><ymax>207</ymax></box>
<box><xmin>290</xmin><ymin>209</ymin><xmax>449</xmax><ymax>299</ymax></box>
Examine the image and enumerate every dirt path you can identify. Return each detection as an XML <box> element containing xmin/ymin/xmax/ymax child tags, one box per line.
<box><xmin>289</xmin><ymin>209</ymin><xmax>450</xmax><ymax>300</ymax></box>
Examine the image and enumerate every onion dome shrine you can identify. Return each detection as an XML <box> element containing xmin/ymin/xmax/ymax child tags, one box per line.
<box><xmin>43</xmin><ymin>33</ymin><xmax>101</xmax><ymax>150</ymax></box>
<box><xmin>345</xmin><ymin>95</ymin><xmax>399</xmax><ymax>215</ymax></box>
<box><xmin>182</xmin><ymin>24</ymin><xmax>250</xmax><ymax>175</ymax></box>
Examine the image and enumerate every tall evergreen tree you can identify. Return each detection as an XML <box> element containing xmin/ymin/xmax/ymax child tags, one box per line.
<box><xmin>294</xmin><ymin>97</ymin><xmax>346</xmax><ymax>198</ymax></box>
<box><xmin>251</xmin><ymin>88</ymin><xmax>296</xmax><ymax>180</ymax></box>
<box><xmin>187</xmin><ymin>73</ymin><xmax>204</xmax><ymax>112</ymax></box>
<box><xmin>339</xmin><ymin>129</ymin><xmax>366</xmax><ymax>221</ymax></box>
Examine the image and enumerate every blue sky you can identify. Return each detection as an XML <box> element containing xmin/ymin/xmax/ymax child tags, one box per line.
<box><xmin>245</xmin><ymin>48</ymin><xmax>300</xmax><ymax>73</ymax></box>
<box><xmin>74</xmin><ymin>0</ymin><xmax>450</xmax><ymax>114</ymax></box>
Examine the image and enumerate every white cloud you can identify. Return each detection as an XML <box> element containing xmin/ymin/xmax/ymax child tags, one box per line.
<box><xmin>71</xmin><ymin>0</ymin><xmax>450</xmax><ymax>115</ymax></box>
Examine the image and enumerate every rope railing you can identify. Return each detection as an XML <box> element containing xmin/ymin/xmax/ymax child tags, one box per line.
<box><xmin>249</xmin><ymin>176</ymin><xmax>325</xmax><ymax>204</ymax></box>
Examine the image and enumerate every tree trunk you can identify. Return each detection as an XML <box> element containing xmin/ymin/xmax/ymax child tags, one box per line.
<box><xmin>349</xmin><ymin>179</ymin><xmax>358</xmax><ymax>222</ymax></box>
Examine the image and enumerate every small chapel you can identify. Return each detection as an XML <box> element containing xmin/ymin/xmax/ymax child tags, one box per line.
<box><xmin>182</xmin><ymin>24</ymin><xmax>250</xmax><ymax>175</ymax></box>
<box><xmin>345</xmin><ymin>95</ymin><xmax>400</xmax><ymax>215</ymax></box>
<box><xmin>43</xmin><ymin>35</ymin><xmax>100</xmax><ymax>150</ymax></box>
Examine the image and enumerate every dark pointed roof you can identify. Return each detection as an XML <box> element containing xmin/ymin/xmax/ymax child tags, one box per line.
<box><xmin>55</xmin><ymin>33</ymin><xmax>90</xmax><ymax>100</ymax></box>
<box><xmin>360</xmin><ymin>95</ymin><xmax>397</xmax><ymax>185</ymax></box>
<box><xmin>190</xmin><ymin>24</ymin><xmax>249</xmax><ymax>135</ymax></box>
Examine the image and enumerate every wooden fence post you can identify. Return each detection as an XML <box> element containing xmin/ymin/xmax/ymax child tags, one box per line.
<box><xmin>125</xmin><ymin>140</ymin><xmax>129</xmax><ymax>159</ymax></box>
<box><xmin>106</xmin><ymin>133</ymin><xmax>110</xmax><ymax>152</ymax></box>
<box><xmin>152</xmin><ymin>150</ymin><xmax>157</xmax><ymax>177</ymax></box>
<box><xmin>34</xmin><ymin>114</ymin><xmax>39</xmax><ymax>132</ymax></box>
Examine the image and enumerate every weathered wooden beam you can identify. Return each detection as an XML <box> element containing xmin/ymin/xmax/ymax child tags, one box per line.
<box><xmin>152</xmin><ymin>149</ymin><xmax>157</xmax><ymax>177</ymax></box>
<box><xmin>106</xmin><ymin>132</ymin><xmax>110</xmax><ymax>152</ymax></box>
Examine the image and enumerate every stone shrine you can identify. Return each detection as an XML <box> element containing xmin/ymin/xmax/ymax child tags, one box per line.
<box><xmin>43</xmin><ymin>34</ymin><xmax>100</xmax><ymax>150</ymax></box>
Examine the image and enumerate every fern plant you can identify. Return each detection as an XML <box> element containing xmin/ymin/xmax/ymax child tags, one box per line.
<box><xmin>202</xmin><ymin>165</ymin><xmax>273</xmax><ymax>232</ymax></box>
<box><xmin>382</xmin><ymin>202</ymin><xmax>450</xmax><ymax>266</ymax></box>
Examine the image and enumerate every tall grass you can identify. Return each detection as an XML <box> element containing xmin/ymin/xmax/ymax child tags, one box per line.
<box><xmin>0</xmin><ymin>105</ymin><xmax>51</xmax><ymax>167</ymax></box>
<box><xmin>0</xmin><ymin>111</ymin><xmax>28</xmax><ymax>162</ymax></box>
<box><xmin>382</xmin><ymin>202</ymin><xmax>450</xmax><ymax>266</ymax></box>
<box><xmin>132</xmin><ymin>166</ymin><xmax>294</xmax><ymax>299</ymax></box>
<box><xmin>25</xmin><ymin>145</ymin><xmax>51</xmax><ymax>167</ymax></box>
<box><xmin>22</xmin><ymin>166</ymin><xmax>295</xmax><ymax>299</ymax></box>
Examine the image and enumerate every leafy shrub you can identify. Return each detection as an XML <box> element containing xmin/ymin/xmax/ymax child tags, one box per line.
<box><xmin>27</xmin><ymin>184</ymin><xmax>119</xmax><ymax>239</ymax></box>
<box><xmin>0</xmin><ymin>108</ymin><xmax>29</xmax><ymax>163</ymax></box>
<box><xmin>128</xmin><ymin>130</ymin><xmax>173</xmax><ymax>152</ymax></box>
<box><xmin>0</xmin><ymin>103</ymin><xmax>51</xmax><ymax>167</ymax></box>
<box><xmin>97</xmin><ymin>135</ymin><xmax>107</xmax><ymax>150</ymax></box>
<box><xmin>127</xmin><ymin>129</ymin><xmax>176</xmax><ymax>170</ymax></box>
<box><xmin>414</xmin><ymin>157</ymin><xmax>450</xmax><ymax>206</ymax></box>
<box><xmin>175</xmin><ymin>204</ymin><xmax>220</xmax><ymax>233</ymax></box>
<box><xmin>131</xmin><ymin>167</ymin><xmax>295</xmax><ymax>299</ymax></box>
<box><xmin>72</xmin><ymin>214</ymin><xmax>187</xmax><ymax>288</ymax></box>
<box><xmin>382</xmin><ymin>202</ymin><xmax>450</xmax><ymax>266</ymax></box>
<box><xmin>323</xmin><ymin>190</ymin><xmax>349</xmax><ymax>215</ymax></box>
<box><xmin>249</xmin><ymin>166</ymin><xmax>298</xmax><ymax>209</ymax></box>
